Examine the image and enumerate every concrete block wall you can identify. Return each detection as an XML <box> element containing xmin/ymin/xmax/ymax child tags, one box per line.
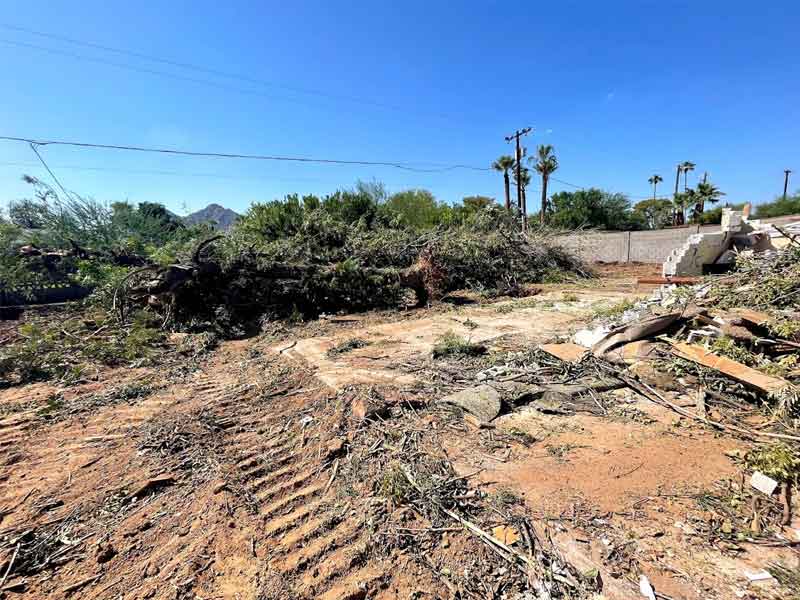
<box><xmin>554</xmin><ymin>213</ymin><xmax>800</xmax><ymax>264</ymax></box>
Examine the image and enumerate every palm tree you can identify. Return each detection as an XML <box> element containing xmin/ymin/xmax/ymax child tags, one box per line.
<box><xmin>673</xmin><ymin>192</ymin><xmax>689</xmax><ymax>226</ymax></box>
<box><xmin>694</xmin><ymin>181</ymin><xmax>725</xmax><ymax>218</ymax></box>
<box><xmin>492</xmin><ymin>155</ymin><xmax>516</xmax><ymax>212</ymax></box>
<box><xmin>681</xmin><ymin>161</ymin><xmax>696</xmax><ymax>191</ymax></box>
<box><xmin>531</xmin><ymin>145</ymin><xmax>558</xmax><ymax>225</ymax></box>
<box><xmin>648</xmin><ymin>174</ymin><xmax>663</xmax><ymax>200</ymax></box>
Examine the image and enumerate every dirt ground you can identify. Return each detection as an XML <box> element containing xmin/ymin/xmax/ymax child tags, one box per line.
<box><xmin>1</xmin><ymin>269</ymin><xmax>797</xmax><ymax>600</ymax></box>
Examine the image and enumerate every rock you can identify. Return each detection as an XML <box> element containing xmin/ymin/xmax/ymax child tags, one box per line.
<box><xmin>628</xmin><ymin>361</ymin><xmax>680</xmax><ymax>391</ymax></box>
<box><xmin>489</xmin><ymin>382</ymin><xmax>545</xmax><ymax>405</ymax></box>
<box><xmin>126</xmin><ymin>475</ymin><xmax>176</xmax><ymax>501</ymax></box>
<box><xmin>96</xmin><ymin>542</ymin><xmax>116</xmax><ymax>564</ymax></box>
<box><xmin>439</xmin><ymin>385</ymin><xmax>501</xmax><ymax>423</ymax></box>
<box><xmin>212</xmin><ymin>481</ymin><xmax>229</xmax><ymax>494</ymax></box>
<box><xmin>533</xmin><ymin>391</ymin><xmax>572</xmax><ymax>414</ymax></box>
<box><xmin>326</xmin><ymin>437</ymin><xmax>347</xmax><ymax>458</ymax></box>
<box><xmin>491</xmin><ymin>525</ymin><xmax>520</xmax><ymax>545</ymax></box>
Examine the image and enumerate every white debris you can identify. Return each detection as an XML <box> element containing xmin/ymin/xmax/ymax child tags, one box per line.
<box><xmin>750</xmin><ymin>471</ymin><xmax>779</xmax><ymax>496</ymax></box>
<box><xmin>744</xmin><ymin>569</ymin><xmax>773</xmax><ymax>582</ymax></box>
<box><xmin>639</xmin><ymin>575</ymin><xmax>657</xmax><ymax>600</ymax></box>
<box><xmin>574</xmin><ymin>325</ymin><xmax>611</xmax><ymax>348</ymax></box>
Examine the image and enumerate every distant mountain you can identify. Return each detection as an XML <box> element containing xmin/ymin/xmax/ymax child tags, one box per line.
<box><xmin>183</xmin><ymin>204</ymin><xmax>240</xmax><ymax>230</ymax></box>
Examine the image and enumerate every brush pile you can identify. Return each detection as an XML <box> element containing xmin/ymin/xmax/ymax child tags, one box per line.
<box><xmin>116</xmin><ymin>219</ymin><xmax>588</xmax><ymax>330</ymax></box>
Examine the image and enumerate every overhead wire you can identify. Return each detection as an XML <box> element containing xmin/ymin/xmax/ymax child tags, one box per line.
<box><xmin>0</xmin><ymin>25</ymin><xmax>448</xmax><ymax>117</ymax></box>
<box><xmin>0</xmin><ymin>135</ymin><xmax>492</xmax><ymax>174</ymax></box>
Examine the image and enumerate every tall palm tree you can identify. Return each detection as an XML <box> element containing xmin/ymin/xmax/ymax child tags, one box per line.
<box><xmin>492</xmin><ymin>155</ymin><xmax>516</xmax><ymax>212</ymax></box>
<box><xmin>648</xmin><ymin>174</ymin><xmax>663</xmax><ymax>200</ymax></box>
<box><xmin>694</xmin><ymin>181</ymin><xmax>725</xmax><ymax>218</ymax></box>
<box><xmin>681</xmin><ymin>161</ymin><xmax>696</xmax><ymax>191</ymax></box>
<box><xmin>531</xmin><ymin>145</ymin><xmax>558</xmax><ymax>225</ymax></box>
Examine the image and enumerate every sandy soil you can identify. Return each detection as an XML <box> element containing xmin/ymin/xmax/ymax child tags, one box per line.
<box><xmin>1</xmin><ymin>281</ymin><xmax>797</xmax><ymax>600</ymax></box>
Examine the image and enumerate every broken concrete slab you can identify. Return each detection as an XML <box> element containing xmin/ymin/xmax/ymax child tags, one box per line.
<box><xmin>539</xmin><ymin>342</ymin><xmax>588</xmax><ymax>363</ymax></box>
<box><xmin>671</xmin><ymin>342</ymin><xmax>791</xmax><ymax>395</ymax></box>
<box><xmin>593</xmin><ymin>313</ymin><xmax>682</xmax><ymax>357</ymax></box>
<box><xmin>604</xmin><ymin>340</ymin><xmax>662</xmax><ymax>365</ymax></box>
<box><xmin>439</xmin><ymin>385</ymin><xmax>501</xmax><ymax>422</ymax></box>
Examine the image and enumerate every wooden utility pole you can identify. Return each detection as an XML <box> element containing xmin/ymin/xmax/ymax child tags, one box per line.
<box><xmin>784</xmin><ymin>169</ymin><xmax>792</xmax><ymax>202</ymax></box>
<box><xmin>504</xmin><ymin>127</ymin><xmax>532</xmax><ymax>231</ymax></box>
<box><xmin>673</xmin><ymin>163</ymin><xmax>682</xmax><ymax>226</ymax></box>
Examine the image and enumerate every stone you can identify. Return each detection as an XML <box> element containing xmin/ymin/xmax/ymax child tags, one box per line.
<box><xmin>439</xmin><ymin>385</ymin><xmax>501</xmax><ymax>423</ymax></box>
<box><xmin>96</xmin><ymin>543</ymin><xmax>116</xmax><ymax>564</ymax></box>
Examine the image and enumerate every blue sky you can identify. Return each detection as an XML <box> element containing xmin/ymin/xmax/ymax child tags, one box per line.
<box><xmin>0</xmin><ymin>1</ymin><xmax>797</xmax><ymax>216</ymax></box>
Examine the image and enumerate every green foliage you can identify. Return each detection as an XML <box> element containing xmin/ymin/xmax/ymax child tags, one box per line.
<box><xmin>327</xmin><ymin>337</ymin><xmax>370</xmax><ymax>358</ymax></box>
<box><xmin>380</xmin><ymin>189</ymin><xmax>451</xmax><ymax>229</ymax></box>
<box><xmin>549</xmin><ymin>188</ymin><xmax>643</xmax><ymax>230</ymax></box>
<box><xmin>745</xmin><ymin>443</ymin><xmax>800</xmax><ymax>483</ymax></box>
<box><xmin>0</xmin><ymin>310</ymin><xmax>166</xmax><ymax>385</ymax></box>
<box><xmin>755</xmin><ymin>192</ymin><xmax>800</xmax><ymax>219</ymax></box>
<box><xmin>696</xmin><ymin>202</ymin><xmax>746</xmax><ymax>225</ymax></box>
<box><xmin>592</xmin><ymin>298</ymin><xmax>635</xmax><ymax>319</ymax></box>
<box><xmin>379</xmin><ymin>464</ymin><xmax>414</xmax><ymax>503</ymax></box>
<box><xmin>710</xmin><ymin>336</ymin><xmax>757</xmax><ymax>366</ymax></box>
<box><xmin>431</xmin><ymin>331</ymin><xmax>486</xmax><ymax>358</ymax></box>
<box><xmin>633</xmin><ymin>198</ymin><xmax>673</xmax><ymax>229</ymax></box>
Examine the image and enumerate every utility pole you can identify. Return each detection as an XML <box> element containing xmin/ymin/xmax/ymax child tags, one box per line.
<box><xmin>784</xmin><ymin>169</ymin><xmax>792</xmax><ymax>202</ymax></box>
<box><xmin>504</xmin><ymin>127</ymin><xmax>532</xmax><ymax>231</ymax></box>
<box><xmin>673</xmin><ymin>164</ymin><xmax>682</xmax><ymax>226</ymax></box>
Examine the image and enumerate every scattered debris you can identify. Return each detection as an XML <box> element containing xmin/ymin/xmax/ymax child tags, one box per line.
<box><xmin>539</xmin><ymin>342</ymin><xmax>588</xmax><ymax>363</ymax></box>
<box><xmin>750</xmin><ymin>471</ymin><xmax>779</xmax><ymax>496</ymax></box>
<box><xmin>672</xmin><ymin>342</ymin><xmax>790</xmax><ymax>395</ymax></box>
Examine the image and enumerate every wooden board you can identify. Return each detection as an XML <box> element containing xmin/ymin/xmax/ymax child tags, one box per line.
<box><xmin>671</xmin><ymin>342</ymin><xmax>790</xmax><ymax>395</ymax></box>
<box><xmin>539</xmin><ymin>343</ymin><xmax>588</xmax><ymax>363</ymax></box>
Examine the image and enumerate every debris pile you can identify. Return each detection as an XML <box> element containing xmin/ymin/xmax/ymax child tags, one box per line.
<box><xmin>116</xmin><ymin>222</ymin><xmax>589</xmax><ymax>330</ymax></box>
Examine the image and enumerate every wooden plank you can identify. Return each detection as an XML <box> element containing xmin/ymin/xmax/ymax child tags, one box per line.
<box><xmin>637</xmin><ymin>276</ymin><xmax>702</xmax><ymax>285</ymax></box>
<box><xmin>671</xmin><ymin>342</ymin><xmax>790</xmax><ymax>395</ymax></box>
<box><xmin>539</xmin><ymin>343</ymin><xmax>588</xmax><ymax>363</ymax></box>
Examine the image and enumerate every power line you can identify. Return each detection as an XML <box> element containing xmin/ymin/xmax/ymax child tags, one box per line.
<box><xmin>0</xmin><ymin>160</ymin><xmax>454</xmax><ymax>190</ymax></box>
<box><xmin>551</xmin><ymin>177</ymin><xmax>583</xmax><ymax>189</ymax></box>
<box><xmin>0</xmin><ymin>25</ymin><xmax>446</xmax><ymax>118</ymax></box>
<box><xmin>28</xmin><ymin>142</ymin><xmax>74</xmax><ymax>199</ymax></box>
<box><xmin>0</xmin><ymin>135</ymin><xmax>492</xmax><ymax>174</ymax></box>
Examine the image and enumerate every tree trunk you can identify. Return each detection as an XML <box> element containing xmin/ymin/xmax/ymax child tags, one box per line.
<box><xmin>521</xmin><ymin>185</ymin><xmax>527</xmax><ymax>231</ymax></box>
<box><xmin>653</xmin><ymin>183</ymin><xmax>657</xmax><ymax>200</ymax></box>
<box><xmin>503</xmin><ymin>171</ymin><xmax>511</xmax><ymax>211</ymax></box>
<box><xmin>540</xmin><ymin>175</ymin><xmax>548</xmax><ymax>225</ymax></box>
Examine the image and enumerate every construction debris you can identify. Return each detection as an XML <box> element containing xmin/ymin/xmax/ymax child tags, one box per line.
<box><xmin>672</xmin><ymin>342</ymin><xmax>790</xmax><ymax>395</ymax></box>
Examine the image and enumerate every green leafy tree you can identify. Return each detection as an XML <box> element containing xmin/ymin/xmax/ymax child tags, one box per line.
<box><xmin>381</xmin><ymin>189</ymin><xmax>449</xmax><ymax>229</ymax></box>
<box><xmin>549</xmin><ymin>188</ymin><xmax>641</xmax><ymax>230</ymax></box>
<box><xmin>647</xmin><ymin>174</ymin><xmax>663</xmax><ymax>200</ymax></box>
<box><xmin>492</xmin><ymin>155</ymin><xmax>516</xmax><ymax>211</ymax></box>
<box><xmin>754</xmin><ymin>192</ymin><xmax>800</xmax><ymax>218</ymax></box>
<box><xmin>531</xmin><ymin>145</ymin><xmax>558</xmax><ymax>225</ymax></box>
<box><xmin>633</xmin><ymin>198</ymin><xmax>673</xmax><ymax>229</ymax></box>
<box><xmin>237</xmin><ymin>194</ymin><xmax>306</xmax><ymax>241</ymax></box>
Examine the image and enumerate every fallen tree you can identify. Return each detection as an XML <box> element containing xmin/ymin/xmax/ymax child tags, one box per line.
<box><xmin>116</xmin><ymin>215</ymin><xmax>590</xmax><ymax>330</ymax></box>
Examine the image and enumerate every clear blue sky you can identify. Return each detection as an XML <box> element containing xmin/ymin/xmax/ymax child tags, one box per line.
<box><xmin>0</xmin><ymin>1</ymin><xmax>797</xmax><ymax>216</ymax></box>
